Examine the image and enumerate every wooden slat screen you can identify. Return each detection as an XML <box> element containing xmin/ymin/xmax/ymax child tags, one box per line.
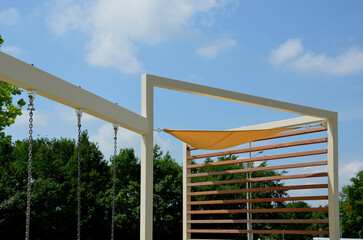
<box><xmin>185</xmin><ymin>126</ymin><xmax>329</xmax><ymax>239</ymax></box>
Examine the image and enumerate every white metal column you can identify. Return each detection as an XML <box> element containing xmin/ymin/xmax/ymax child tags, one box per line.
<box><xmin>141</xmin><ymin>75</ymin><xmax>154</xmax><ymax>240</ymax></box>
<box><xmin>183</xmin><ymin>143</ymin><xmax>191</xmax><ymax>240</ymax></box>
<box><xmin>327</xmin><ymin>115</ymin><xmax>339</xmax><ymax>240</ymax></box>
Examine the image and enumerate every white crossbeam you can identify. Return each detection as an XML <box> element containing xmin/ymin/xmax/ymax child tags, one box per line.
<box><xmin>147</xmin><ymin>74</ymin><xmax>336</xmax><ymax>119</ymax></box>
<box><xmin>0</xmin><ymin>52</ymin><xmax>148</xmax><ymax>134</ymax></box>
<box><xmin>231</xmin><ymin>116</ymin><xmax>326</xmax><ymax>130</ymax></box>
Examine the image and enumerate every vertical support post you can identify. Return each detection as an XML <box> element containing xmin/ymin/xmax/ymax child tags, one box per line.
<box><xmin>183</xmin><ymin>143</ymin><xmax>191</xmax><ymax>240</ymax></box>
<box><xmin>327</xmin><ymin>115</ymin><xmax>339</xmax><ymax>240</ymax></box>
<box><xmin>141</xmin><ymin>75</ymin><xmax>154</xmax><ymax>240</ymax></box>
<box><xmin>247</xmin><ymin>142</ymin><xmax>252</xmax><ymax>240</ymax></box>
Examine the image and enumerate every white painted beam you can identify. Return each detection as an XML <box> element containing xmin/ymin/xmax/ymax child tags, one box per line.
<box><xmin>146</xmin><ymin>74</ymin><xmax>336</xmax><ymax>119</ymax></box>
<box><xmin>231</xmin><ymin>116</ymin><xmax>326</xmax><ymax>130</ymax></box>
<box><xmin>0</xmin><ymin>52</ymin><xmax>148</xmax><ymax>134</ymax></box>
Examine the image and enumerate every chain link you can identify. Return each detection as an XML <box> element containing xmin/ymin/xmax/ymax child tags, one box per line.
<box><xmin>76</xmin><ymin>109</ymin><xmax>83</xmax><ymax>240</ymax></box>
<box><xmin>25</xmin><ymin>91</ymin><xmax>35</xmax><ymax>240</ymax></box>
<box><xmin>111</xmin><ymin>124</ymin><xmax>119</xmax><ymax>240</ymax></box>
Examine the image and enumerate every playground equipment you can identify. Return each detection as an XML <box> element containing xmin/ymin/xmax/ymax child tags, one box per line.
<box><xmin>0</xmin><ymin>51</ymin><xmax>339</xmax><ymax>240</ymax></box>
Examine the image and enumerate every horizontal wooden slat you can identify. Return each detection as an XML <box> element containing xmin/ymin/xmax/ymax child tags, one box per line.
<box><xmin>187</xmin><ymin>127</ymin><xmax>327</xmax><ymax>151</ymax></box>
<box><xmin>188</xmin><ymin>184</ymin><xmax>327</xmax><ymax>196</ymax></box>
<box><xmin>188</xmin><ymin>219</ymin><xmax>329</xmax><ymax>224</ymax></box>
<box><xmin>188</xmin><ymin>138</ymin><xmax>327</xmax><ymax>160</ymax></box>
<box><xmin>188</xmin><ymin>172</ymin><xmax>328</xmax><ymax>187</ymax></box>
<box><xmin>188</xmin><ymin>195</ymin><xmax>328</xmax><ymax>205</ymax></box>
<box><xmin>188</xmin><ymin>160</ymin><xmax>327</xmax><ymax>178</ymax></box>
<box><xmin>188</xmin><ymin>229</ymin><xmax>329</xmax><ymax>235</ymax></box>
<box><xmin>255</xmin><ymin>126</ymin><xmax>327</xmax><ymax>141</ymax></box>
<box><xmin>187</xmin><ymin>239</ymin><xmax>233</xmax><ymax>240</ymax></box>
<box><xmin>188</xmin><ymin>207</ymin><xmax>328</xmax><ymax>215</ymax></box>
<box><xmin>188</xmin><ymin>149</ymin><xmax>327</xmax><ymax>168</ymax></box>
<box><xmin>186</xmin><ymin>239</ymin><xmax>232</xmax><ymax>240</ymax></box>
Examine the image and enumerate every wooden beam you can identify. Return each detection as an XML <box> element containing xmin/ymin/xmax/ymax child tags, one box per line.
<box><xmin>188</xmin><ymin>127</ymin><xmax>327</xmax><ymax>151</ymax></box>
<box><xmin>256</xmin><ymin>127</ymin><xmax>327</xmax><ymax>141</ymax></box>
<box><xmin>188</xmin><ymin>195</ymin><xmax>328</xmax><ymax>205</ymax></box>
<box><xmin>188</xmin><ymin>139</ymin><xmax>327</xmax><ymax>162</ymax></box>
<box><xmin>188</xmin><ymin>219</ymin><xmax>329</xmax><ymax>224</ymax></box>
<box><xmin>188</xmin><ymin>160</ymin><xmax>327</xmax><ymax>178</ymax></box>
<box><xmin>188</xmin><ymin>184</ymin><xmax>328</xmax><ymax>196</ymax></box>
<box><xmin>230</xmin><ymin>116</ymin><xmax>326</xmax><ymax>131</ymax></box>
<box><xmin>188</xmin><ymin>229</ymin><xmax>329</xmax><ymax>235</ymax></box>
<box><xmin>188</xmin><ymin>172</ymin><xmax>328</xmax><ymax>187</ymax></box>
<box><xmin>188</xmin><ymin>207</ymin><xmax>328</xmax><ymax>214</ymax></box>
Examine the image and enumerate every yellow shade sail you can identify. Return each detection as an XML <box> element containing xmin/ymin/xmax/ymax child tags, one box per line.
<box><xmin>163</xmin><ymin>128</ymin><xmax>295</xmax><ymax>150</ymax></box>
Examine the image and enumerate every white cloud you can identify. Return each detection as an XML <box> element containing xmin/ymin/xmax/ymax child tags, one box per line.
<box><xmin>269</xmin><ymin>38</ymin><xmax>303</xmax><ymax>65</ymax></box>
<box><xmin>1</xmin><ymin>46</ymin><xmax>23</xmax><ymax>56</ymax></box>
<box><xmin>0</xmin><ymin>8</ymin><xmax>20</xmax><ymax>26</ymax></box>
<box><xmin>47</xmin><ymin>0</ymin><xmax>235</xmax><ymax>74</ymax></box>
<box><xmin>13</xmin><ymin>110</ymin><xmax>48</xmax><ymax>128</ymax></box>
<box><xmin>270</xmin><ymin>38</ymin><xmax>363</xmax><ymax>75</ymax></box>
<box><xmin>339</xmin><ymin>160</ymin><xmax>363</xmax><ymax>188</ymax></box>
<box><xmin>196</xmin><ymin>38</ymin><xmax>236</xmax><ymax>59</ymax></box>
<box><xmin>89</xmin><ymin>123</ymin><xmax>141</xmax><ymax>159</ymax></box>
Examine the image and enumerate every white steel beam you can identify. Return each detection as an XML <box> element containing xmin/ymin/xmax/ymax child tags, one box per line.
<box><xmin>0</xmin><ymin>52</ymin><xmax>148</xmax><ymax>135</ymax></box>
<box><xmin>231</xmin><ymin>116</ymin><xmax>326</xmax><ymax>130</ymax></box>
<box><xmin>146</xmin><ymin>74</ymin><xmax>336</xmax><ymax>119</ymax></box>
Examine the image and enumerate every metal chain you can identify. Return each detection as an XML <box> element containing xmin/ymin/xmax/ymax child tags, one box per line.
<box><xmin>111</xmin><ymin>124</ymin><xmax>119</xmax><ymax>240</ymax></box>
<box><xmin>76</xmin><ymin>109</ymin><xmax>83</xmax><ymax>240</ymax></box>
<box><xmin>25</xmin><ymin>90</ymin><xmax>35</xmax><ymax>240</ymax></box>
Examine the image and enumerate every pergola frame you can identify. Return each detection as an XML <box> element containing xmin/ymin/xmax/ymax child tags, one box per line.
<box><xmin>0</xmin><ymin>52</ymin><xmax>339</xmax><ymax>240</ymax></box>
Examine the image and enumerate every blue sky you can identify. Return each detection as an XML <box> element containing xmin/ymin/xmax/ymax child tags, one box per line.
<box><xmin>1</xmin><ymin>0</ymin><xmax>363</xmax><ymax>193</ymax></box>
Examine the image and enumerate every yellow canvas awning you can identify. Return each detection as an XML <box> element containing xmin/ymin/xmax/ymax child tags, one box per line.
<box><xmin>163</xmin><ymin>128</ymin><xmax>295</xmax><ymax>150</ymax></box>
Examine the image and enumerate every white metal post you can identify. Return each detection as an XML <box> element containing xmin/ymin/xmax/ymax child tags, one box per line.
<box><xmin>247</xmin><ymin>142</ymin><xmax>252</xmax><ymax>240</ymax></box>
<box><xmin>183</xmin><ymin>143</ymin><xmax>191</xmax><ymax>240</ymax></box>
<box><xmin>327</xmin><ymin>115</ymin><xmax>339</xmax><ymax>240</ymax></box>
<box><xmin>141</xmin><ymin>75</ymin><xmax>154</xmax><ymax>240</ymax></box>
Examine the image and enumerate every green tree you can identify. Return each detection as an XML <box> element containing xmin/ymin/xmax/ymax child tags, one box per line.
<box><xmin>0</xmin><ymin>134</ymin><xmax>183</xmax><ymax>240</ymax></box>
<box><xmin>282</xmin><ymin>201</ymin><xmax>312</xmax><ymax>240</ymax></box>
<box><xmin>340</xmin><ymin>170</ymin><xmax>363</xmax><ymax>238</ymax></box>
<box><xmin>0</xmin><ymin>82</ymin><xmax>25</xmax><ymax>137</ymax></box>
<box><xmin>0</xmin><ymin>132</ymin><xmax>111</xmax><ymax>240</ymax></box>
<box><xmin>153</xmin><ymin>145</ymin><xmax>183</xmax><ymax>239</ymax></box>
<box><xmin>112</xmin><ymin>145</ymin><xmax>183</xmax><ymax>240</ymax></box>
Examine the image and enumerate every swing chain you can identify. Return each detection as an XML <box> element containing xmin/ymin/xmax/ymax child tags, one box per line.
<box><xmin>111</xmin><ymin>123</ymin><xmax>119</xmax><ymax>240</ymax></box>
<box><xmin>25</xmin><ymin>90</ymin><xmax>35</xmax><ymax>240</ymax></box>
<box><xmin>76</xmin><ymin>109</ymin><xmax>83</xmax><ymax>240</ymax></box>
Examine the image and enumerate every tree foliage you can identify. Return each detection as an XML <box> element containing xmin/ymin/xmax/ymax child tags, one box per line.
<box><xmin>0</xmin><ymin>81</ymin><xmax>26</xmax><ymax>137</ymax></box>
<box><xmin>340</xmin><ymin>170</ymin><xmax>363</xmax><ymax>238</ymax></box>
<box><xmin>0</xmin><ymin>133</ymin><xmax>182</xmax><ymax>240</ymax></box>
